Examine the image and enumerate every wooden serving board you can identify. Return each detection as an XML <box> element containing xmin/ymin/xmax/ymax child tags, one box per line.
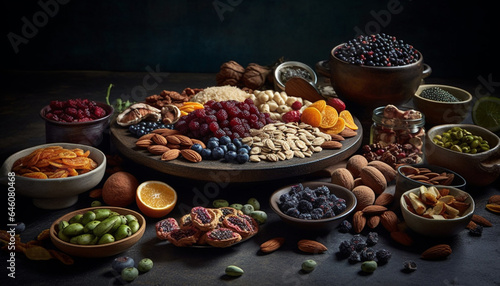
<box><xmin>110</xmin><ymin>119</ymin><xmax>362</xmax><ymax>183</ymax></box>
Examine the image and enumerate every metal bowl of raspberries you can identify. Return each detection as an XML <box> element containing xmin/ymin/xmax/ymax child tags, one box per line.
<box><xmin>329</xmin><ymin>34</ymin><xmax>431</xmax><ymax>109</ymax></box>
<box><xmin>413</xmin><ymin>84</ymin><xmax>472</xmax><ymax>125</ymax></box>
<box><xmin>40</xmin><ymin>99</ymin><xmax>114</xmax><ymax>147</ymax></box>
<box><xmin>270</xmin><ymin>181</ymin><xmax>357</xmax><ymax>231</ymax></box>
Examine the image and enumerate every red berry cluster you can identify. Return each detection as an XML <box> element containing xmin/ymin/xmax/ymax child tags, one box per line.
<box><xmin>45</xmin><ymin>98</ymin><xmax>107</xmax><ymax>123</ymax></box>
<box><xmin>175</xmin><ymin>98</ymin><xmax>274</xmax><ymax>142</ymax></box>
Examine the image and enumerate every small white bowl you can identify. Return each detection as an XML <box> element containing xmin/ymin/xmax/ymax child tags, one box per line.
<box><xmin>400</xmin><ymin>186</ymin><xmax>474</xmax><ymax>237</ymax></box>
<box><xmin>0</xmin><ymin>143</ymin><xmax>106</xmax><ymax>209</ymax></box>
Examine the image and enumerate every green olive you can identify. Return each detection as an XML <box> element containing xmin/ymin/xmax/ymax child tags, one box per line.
<box><xmin>434</xmin><ymin>127</ymin><xmax>491</xmax><ymax>154</ymax></box>
<box><xmin>450</xmin><ymin>145</ymin><xmax>462</xmax><ymax>152</ymax></box>
<box><xmin>128</xmin><ymin>220</ymin><xmax>140</xmax><ymax>234</ymax></box>
<box><xmin>114</xmin><ymin>225</ymin><xmax>132</xmax><ymax>241</ymax></box>
<box><xmin>98</xmin><ymin>233</ymin><xmax>115</xmax><ymax>244</ymax></box>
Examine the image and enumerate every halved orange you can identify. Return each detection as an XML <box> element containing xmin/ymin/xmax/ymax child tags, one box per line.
<box><xmin>301</xmin><ymin>106</ymin><xmax>322</xmax><ymax>127</ymax></box>
<box><xmin>323</xmin><ymin>117</ymin><xmax>346</xmax><ymax>135</ymax></box>
<box><xmin>339</xmin><ymin>110</ymin><xmax>358</xmax><ymax>130</ymax></box>
<box><xmin>136</xmin><ymin>181</ymin><xmax>177</xmax><ymax>218</ymax></box>
<box><xmin>309</xmin><ymin>100</ymin><xmax>327</xmax><ymax>112</ymax></box>
<box><xmin>319</xmin><ymin>105</ymin><xmax>339</xmax><ymax>129</ymax></box>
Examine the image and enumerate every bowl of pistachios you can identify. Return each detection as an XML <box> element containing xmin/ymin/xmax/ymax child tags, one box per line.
<box><xmin>425</xmin><ymin>124</ymin><xmax>500</xmax><ymax>186</ymax></box>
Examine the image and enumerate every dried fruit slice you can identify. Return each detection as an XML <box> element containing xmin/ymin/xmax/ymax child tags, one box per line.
<box><xmin>190</xmin><ymin>206</ymin><xmax>220</xmax><ymax>231</ymax></box>
<box><xmin>322</xmin><ymin>117</ymin><xmax>346</xmax><ymax>135</ymax></box>
<box><xmin>339</xmin><ymin>110</ymin><xmax>359</xmax><ymax>130</ymax></box>
<box><xmin>309</xmin><ymin>100</ymin><xmax>327</xmax><ymax>112</ymax></box>
<box><xmin>319</xmin><ymin>105</ymin><xmax>339</xmax><ymax>129</ymax></box>
<box><xmin>166</xmin><ymin>227</ymin><xmax>201</xmax><ymax>247</ymax></box>
<box><xmin>136</xmin><ymin>181</ymin><xmax>177</xmax><ymax>218</ymax></box>
<box><xmin>223</xmin><ymin>214</ymin><xmax>255</xmax><ymax>238</ymax></box>
<box><xmin>179</xmin><ymin>214</ymin><xmax>193</xmax><ymax>228</ymax></box>
<box><xmin>202</xmin><ymin>228</ymin><xmax>242</xmax><ymax>248</ymax></box>
<box><xmin>22</xmin><ymin>172</ymin><xmax>48</xmax><ymax>179</ymax></box>
<box><xmin>300</xmin><ymin>107</ymin><xmax>322</xmax><ymax>127</ymax></box>
<box><xmin>155</xmin><ymin>217</ymin><xmax>180</xmax><ymax>240</ymax></box>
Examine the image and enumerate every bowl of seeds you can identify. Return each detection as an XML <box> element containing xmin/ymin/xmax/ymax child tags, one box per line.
<box><xmin>413</xmin><ymin>84</ymin><xmax>472</xmax><ymax>126</ymax></box>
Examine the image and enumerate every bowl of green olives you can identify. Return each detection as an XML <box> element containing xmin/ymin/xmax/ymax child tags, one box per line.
<box><xmin>49</xmin><ymin>206</ymin><xmax>146</xmax><ymax>257</ymax></box>
<box><xmin>425</xmin><ymin>124</ymin><xmax>500</xmax><ymax>186</ymax></box>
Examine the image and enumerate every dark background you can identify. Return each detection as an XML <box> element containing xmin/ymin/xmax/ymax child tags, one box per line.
<box><xmin>2</xmin><ymin>0</ymin><xmax>497</xmax><ymax>79</ymax></box>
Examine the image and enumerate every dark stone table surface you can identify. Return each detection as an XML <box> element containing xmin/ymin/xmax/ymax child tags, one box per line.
<box><xmin>1</xmin><ymin>70</ymin><xmax>499</xmax><ymax>286</ymax></box>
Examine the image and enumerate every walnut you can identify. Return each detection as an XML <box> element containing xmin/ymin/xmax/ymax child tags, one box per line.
<box><xmin>242</xmin><ymin>63</ymin><xmax>271</xmax><ymax>90</ymax></box>
<box><xmin>216</xmin><ymin>60</ymin><xmax>245</xmax><ymax>86</ymax></box>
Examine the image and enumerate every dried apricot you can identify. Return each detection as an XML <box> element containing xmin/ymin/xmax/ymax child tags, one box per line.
<box><xmin>301</xmin><ymin>107</ymin><xmax>322</xmax><ymax>127</ymax></box>
<box><xmin>22</xmin><ymin>172</ymin><xmax>48</xmax><ymax>179</ymax></box>
<box><xmin>319</xmin><ymin>105</ymin><xmax>339</xmax><ymax>129</ymax></box>
<box><xmin>339</xmin><ymin>110</ymin><xmax>358</xmax><ymax>130</ymax></box>
<box><xmin>62</xmin><ymin>157</ymin><xmax>89</xmax><ymax>167</ymax></box>
<box><xmin>309</xmin><ymin>100</ymin><xmax>326</xmax><ymax>112</ymax></box>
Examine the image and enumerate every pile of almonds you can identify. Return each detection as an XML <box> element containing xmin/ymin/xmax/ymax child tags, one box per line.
<box><xmin>135</xmin><ymin>128</ymin><xmax>204</xmax><ymax>163</ymax></box>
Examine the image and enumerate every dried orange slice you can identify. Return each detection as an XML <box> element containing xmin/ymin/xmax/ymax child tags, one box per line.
<box><xmin>62</xmin><ymin>157</ymin><xmax>89</xmax><ymax>167</ymax></box>
<box><xmin>57</xmin><ymin>151</ymin><xmax>77</xmax><ymax>159</ymax></box>
<box><xmin>22</xmin><ymin>172</ymin><xmax>48</xmax><ymax>179</ymax></box>
<box><xmin>309</xmin><ymin>100</ymin><xmax>327</xmax><ymax>112</ymax></box>
<box><xmin>136</xmin><ymin>181</ymin><xmax>177</xmax><ymax>218</ymax></box>
<box><xmin>300</xmin><ymin>107</ymin><xmax>322</xmax><ymax>127</ymax></box>
<box><xmin>49</xmin><ymin>170</ymin><xmax>68</xmax><ymax>178</ymax></box>
<box><xmin>339</xmin><ymin>110</ymin><xmax>358</xmax><ymax>130</ymax></box>
<box><xmin>319</xmin><ymin>105</ymin><xmax>339</xmax><ymax>129</ymax></box>
<box><xmin>323</xmin><ymin>117</ymin><xmax>346</xmax><ymax>135</ymax></box>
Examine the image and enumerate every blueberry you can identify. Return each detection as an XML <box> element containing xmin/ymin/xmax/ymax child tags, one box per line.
<box><xmin>226</xmin><ymin>143</ymin><xmax>237</xmax><ymax>152</ymax></box>
<box><xmin>206</xmin><ymin>140</ymin><xmax>219</xmax><ymax>149</ymax></box>
<box><xmin>128</xmin><ymin>125</ymin><xmax>137</xmax><ymax>134</ymax></box>
<box><xmin>219</xmin><ymin>144</ymin><xmax>228</xmax><ymax>154</ymax></box>
<box><xmin>200</xmin><ymin>148</ymin><xmax>212</xmax><ymax>160</ymax></box>
<box><xmin>211</xmin><ymin>146</ymin><xmax>225</xmax><ymax>160</ymax></box>
<box><xmin>136</xmin><ymin>130</ymin><xmax>146</xmax><ymax>137</ymax></box>
<box><xmin>233</xmin><ymin>138</ymin><xmax>243</xmax><ymax>148</ymax></box>
<box><xmin>191</xmin><ymin>143</ymin><xmax>203</xmax><ymax>154</ymax></box>
<box><xmin>112</xmin><ymin>256</ymin><xmax>135</xmax><ymax>273</ymax></box>
<box><xmin>237</xmin><ymin>147</ymin><xmax>249</xmax><ymax>154</ymax></box>
<box><xmin>219</xmin><ymin>135</ymin><xmax>231</xmax><ymax>145</ymax></box>
<box><xmin>14</xmin><ymin>222</ymin><xmax>26</xmax><ymax>233</ymax></box>
<box><xmin>224</xmin><ymin>150</ymin><xmax>237</xmax><ymax>162</ymax></box>
<box><xmin>236</xmin><ymin>153</ymin><xmax>249</xmax><ymax>164</ymax></box>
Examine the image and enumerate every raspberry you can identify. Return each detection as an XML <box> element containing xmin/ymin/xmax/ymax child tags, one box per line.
<box><xmin>291</xmin><ymin>101</ymin><xmax>302</xmax><ymax>111</ymax></box>
<box><xmin>227</xmin><ymin>107</ymin><xmax>241</xmax><ymax>118</ymax></box>
<box><xmin>66</xmin><ymin>99</ymin><xmax>78</xmax><ymax>108</ymax></box>
<box><xmin>92</xmin><ymin>106</ymin><xmax>107</xmax><ymax>118</ymax></box>
<box><xmin>214</xmin><ymin>129</ymin><xmax>226</xmax><ymax>138</ymax></box>
<box><xmin>60</xmin><ymin>114</ymin><xmax>74</xmax><ymax>122</ymax></box>
<box><xmin>199</xmin><ymin>123</ymin><xmax>210</xmax><ymax>136</ymax></box>
<box><xmin>231</xmin><ymin>125</ymin><xmax>246</xmax><ymax>137</ymax></box>
<box><xmin>193</xmin><ymin>109</ymin><xmax>206</xmax><ymax>118</ymax></box>
<box><xmin>189</xmin><ymin>120</ymin><xmax>200</xmax><ymax>131</ymax></box>
<box><xmin>65</xmin><ymin>107</ymin><xmax>78</xmax><ymax>117</ymax></box>
<box><xmin>216</xmin><ymin>109</ymin><xmax>228</xmax><ymax>121</ymax></box>
<box><xmin>205</xmin><ymin>114</ymin><xmax>217</xmax><ymax>123</ymax></box>
<box><xmin>229</xmin><ymin>117</ymin><xmax>242</xmax><ymax>127</ymax></box>
<box><xmin>282</xmin><ymin>110</ymin><xmax>301</xmax><ymax>123</ymax></box>
<box><xmin>49</xmin><ymin>100</ymin><xmax>64</xmax><ymax>110</ymax></box>
<box><xmin>209</xmin><ymin>122</ymin><xmax>219</xmax><ymax>132</ymax></box>
<box><xmin>244</xmin><ymin>98</ymin><xmax>254</xmax><ymax>105</ymax></box>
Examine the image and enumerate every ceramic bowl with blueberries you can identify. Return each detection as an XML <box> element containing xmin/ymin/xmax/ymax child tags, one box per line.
<box><xmin>40</xmin><ymin>98</ymin><xmax>114</xmax><ymax>147</ymax></box>
<box><xmin>270</xmin><ymin>181</ymin><xmax>357</xmax><ymax>231</ymax></box>
<box><xmin>329</xmin><ymin>33</ymin><xmax>431</xmax><ymax>109</ymax></box>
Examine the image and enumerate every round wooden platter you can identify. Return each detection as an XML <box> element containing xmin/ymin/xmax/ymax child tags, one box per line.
<box><xmin>110</xmin><ymin>119</ymin><xmax>363</xmax><ymax>183</ymax></box>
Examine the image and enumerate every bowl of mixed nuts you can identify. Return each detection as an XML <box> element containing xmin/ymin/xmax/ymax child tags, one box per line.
<box><xmin>400</xmin><ymin>185</ymin><xmax>474</xmax><ymax>237</ymax></box>
<box><xmin>270</xmin><ymin>181</ymin><xmax>357</xmax><ymax>231</ymax></box>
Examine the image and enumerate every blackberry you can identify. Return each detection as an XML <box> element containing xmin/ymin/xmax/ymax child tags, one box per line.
<box><xmin>350</xmin><ymin>234</ymin><xmax>367</xmax><ymax>252</ymax></box>
<box><xmin>298</xmin><ymin>200</ymin><xmax>313</xmax><ymax>213</ymax></box>
<box><xmin>285</xmin><ymin>207</ymin><xmax>300</xmax><ymax>218</ymax></box>
<box><xmin>420</xmin><ymin>87</ymin><xmax>459</xmax><ymax>102</ymax></box>
<box><xmin>298</xmin><ymin>213</ymin><xmax>312</xmax><ymax>220</ymax></box>
<box><xmin>314</xmin><ymin>185</ymin><xmax>330</xmax><ymax>196</ymax></box>
<box><xmin>338</xmin><ymin>220</ymin><xmax>352</xmax><ymax>233</ymax></box>
<box><xmin>338</xmin><ymin>240</ymin><xmax>356</xmax><ymax>257</ymax></box>
<box><xmin>366</xmin><ymin>232</ymin><xmax>379</xmax><ymax>246</ymax></box>
<box><xmin>360</xmin><ymin>247</ymin><xmax>376</xmax><ymax>261</ymax></box>
<box><xmin>310</xmin><ymin>208</ymin><xmax>323</xmax><ymax>220</ymax></box>
<box><xmin>334</xmin><ymin>33</ymin><xmax>420</xmax><ymax>67</ymax></box>
<box><xmin>348</xmin><ymin>251</ymin><xmax>362</xmax><ymax>264</ymax></box>
<box><xmin>469</xmin><ymin>225</ymin><xmax>483</xmax><ymax>236</ymax></box>
<box><xmin>375</xmin><ymin>249</ymin><xmax>392</xmax><ymax>264</ymax></box>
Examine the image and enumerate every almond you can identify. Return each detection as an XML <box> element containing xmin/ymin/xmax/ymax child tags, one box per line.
<box><xmin>471</xmin><ymin>214</ymin><xmax>492</xmax><ymax>227</ymax></box>
<box><xmin>321</xmin><ymin>141</ymin><xmax>342</xmax><ymax>149</ymax></box>
<box><xmin>166</xmin><ymin>143</ymin><xmax>181</xmax><ymax>149</ymax></box>
<box><xmin>166</xmin><ymin>135</ymin><xmax>181</xmax><ymax>145</ymax></box>
<box><xmin>137</xmin><ymin>133</ymin><xmax>155</xmax><ymax>141</ymax></box>
<box><xmin>390</xmin><ymin>231</ymin><xmax>413</xmax><ymax>246</ymax></box>
<box><xmin>330</xmin><ymin>134</ymin><xmax>345</xmax><ymax>141</ymax></box>
<box><xmin>421</xmin><ymin>244</ymin><xmax>452</xmax><ymax>260</ymax></box>
<box><xmin>374</xmin><ymin>192</ymin><xmax>394</xmax><ymax>206</ymax></box>
<box><xmin>297</xmin><ymin>239</ymin><xmax>327</xmax><ymax>253</ymax></box>
<box><xmin>175</xmin><ymin>134</ymin><xmax>194</xmax><ymax>146</ymax></box>
<box><xmin>339</xmin><ymin>128</ymin><xmax>357</xmax><ymax>138</ymax></box>
<box><xmin>352</xmin><ymin>186</ymin><xmax>375</xmax><ymax>211</ymax></box>
<box><xmin>260</xmin><ymin>237</ymin><xmax>285</xmax><ymax>253</ymax></box>
<box><xmin>331</xmin><ymin>168</ymin><xmax>354</xmax><ymax>190</ymax></box>
<box><xmin>362</xmin><ymin>205</ymin><xmax>387</xmax><ymax>215</ymax></box>
<box><xmin>366</xmin><ymin>215</ymin><xmax>380</xmax><ymax>229</ymax></box>
<box><xmin>380</xmin><ymin>210</ymin><xmax>398</xmax><ymax>233</ymax></box>
<box><xmin>488</xmin><ymin>195</ymin><xmax>500</xmax><ymax>205</ymax></box>
<box><xmin>152</xmin><ymin>134</ymin><xmax>168</xmax><ymax>146</ymax></box>
<box><xmin>152</xmin><ymin>128</ymin><xmax>180</xmax><ymax>136</ymax></box>
<box><xmin>346</xmin><ymin>155</ymin><xmax>368</xmax><ymax>178</ymax></box>
<box><xmin>136</xmin><ymin>139</ymin><xmax>152</xmax><ymax>148</ymax></box>
<box><xmin>367</xmin><ymin>160</ymin><xmax>397</xmax><ymax>182</ymax></box>
<box><xmin>360</xmin><ymin>166</ymin><xmax>387</xmax><ymax>195</ymax></box>
<box><xmin>399</xmin><ymin>165</ymin><xmax>420</xmax><ymax>176</ymax></box>
<box><xmin>352</xmin><ymin>211</ymin><xmax>366</xmax><ymax>233</ymax></box>
<box><xmin>486</xmin><ymin>203</ymin><xmax>500</xmax><ymax>213</ymax></box>
<box><xmin>161</xmin><ymin>149</ymin><xmax>180</xmax><ymax>161</ymax></box>
<box><xmin>466</xmin><ymin>220</ymin><xmax>477</xmax><ymax>230</ymax></box>
<box><xmin>180</xmin><ymin>149</ymin><xmax>202</xmax><ymax>163</ymax></box>
<box><xmin>147</xmin><ymin>145</ymin><xmax>170</xmax><ymax>155</ymax></box>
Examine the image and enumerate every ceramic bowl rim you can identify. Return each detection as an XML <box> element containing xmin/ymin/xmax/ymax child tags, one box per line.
<box><xmin>414</xmin><ymin>84</ymin><xmax>472</xmax><ymax>105</ymax></box>
<box><xmin>270</xmin><ymin>181</ymin><xmax>357</xmax><ymax>224</ymax></box>
<box><xmin>400</xmin><ymin>186</ymin><xmax>475</xmax><ymax>222</ymax></box>
<box><xmin>396</xmin><ymin>164</ymin><xmax>467</xmax><ymax>189</ymax></box>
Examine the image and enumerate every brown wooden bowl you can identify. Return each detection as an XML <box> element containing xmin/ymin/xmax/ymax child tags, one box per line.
<box><xmin>50</xmin><ymin>206</ymin><xmax>146</xmax><ymax>257</ymax></box>
<box><xmin>329</xmin><ymin>44</ymin><xmax>430</xmax><ymax>109</ymax></box>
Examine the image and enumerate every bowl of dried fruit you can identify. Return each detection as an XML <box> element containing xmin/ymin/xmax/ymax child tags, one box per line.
<box><xmin>395</xmin><ymin>164</ymin><xmax>466</xmax><ymax>206</ymax></box>
<box><xmin>0</xmin><ymin>143</ymin><xmax>106</xmax><ymax>209</ymax></box>
<box><xmin>425</xmin><ymin>124</ymin><xmax>500</xmax><ymax>186</ymax></box>
<box><xmin>270</xmin><ymin>181</ymin><xmax>357</xmax><ymax>230</ymax></box>
<box><xmin>400</xmin><ymin>185</ymin><xmax>474</xmax><ymax>237</ymax></box>
<box><xmin>49</xmin><ymin>206</ymin><xmax>146</xmax><ymax>257</ymax></box>
<box><xmin>413</xmin><ymin>84</ymin><xmax>472</xmax><ymax>125</ymax></box>
<box><xmin>40</xmin><ymin>99</ymin><xmax>114</xmax><ymax>147</ymax></box>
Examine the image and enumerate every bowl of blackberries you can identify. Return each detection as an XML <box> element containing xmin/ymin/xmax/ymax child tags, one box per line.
<box><xmin>413</xmin><ymin>84</ymin><xmax>472</xmax><ymax>125</ymax></box>
<box><xmin>40</xmin><ymin>98</ymin><xmax>114</xmax><ymax>147</ymax></box>
<box><xmin>270</xmin><ymin>182</ymin><xmax>357</xmax><ymax>230</ymax></box>
<box><xmin>329</xmin><ymin>33</ymin><xmax>431</xmax><ymax>109</ymax></box>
